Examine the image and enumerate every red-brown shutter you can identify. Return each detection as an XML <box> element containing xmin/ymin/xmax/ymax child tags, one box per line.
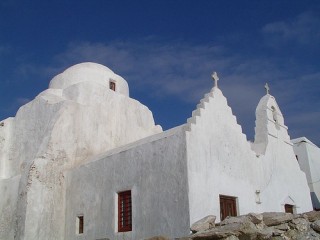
<box><xmin>118</xmin><ymin>190</ymin><xmax>132</xmax><ymax>232</ymax></box>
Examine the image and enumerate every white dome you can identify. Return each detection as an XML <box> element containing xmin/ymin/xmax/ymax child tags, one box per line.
<box><xmin>49</xmin><ymin>62</ymin><xmax>129</xmax><ymax>96</ymax></box>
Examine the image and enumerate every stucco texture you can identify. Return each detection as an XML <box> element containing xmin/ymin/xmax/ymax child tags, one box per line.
<box><xmin>0</xmin><ymin>62</ymin><xmax>313</xmax><ymax>240</ymax></box>
<box><xmin>0</xmin><ymin>63</ymin><xmax>161</xmax><ymax>240</ymax></box>
<box><xmin>65</xmin><ymin>127</ymin><xmax>189</xmax><ymax>240</ymax></box>
<box><xmin>186</xmin><ymin>87</ymin><xmax>312</xmax><ymax>224</ymax></box>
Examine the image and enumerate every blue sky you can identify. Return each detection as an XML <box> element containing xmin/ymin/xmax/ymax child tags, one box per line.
<box><xmin>0</xmin><ymin>0</ymin><xmax>319</xmax><ymax>145</ymax></box>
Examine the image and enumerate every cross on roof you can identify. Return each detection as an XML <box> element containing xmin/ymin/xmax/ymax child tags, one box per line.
<box><xmin>264</xmin><ymin>83</ymin><xmax>270</xmax><ymax>95</ymax></box>
<box><xmin>211</xmin><ymin>72</ymin><xmax>219</xmax><ymax>88</ymax></box>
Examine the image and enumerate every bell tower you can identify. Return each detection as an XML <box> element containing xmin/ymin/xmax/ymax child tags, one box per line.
<box><xmin>252</xmin><ymin>84</ymin><xmax>291</xmax><ymax>155</ymax></box>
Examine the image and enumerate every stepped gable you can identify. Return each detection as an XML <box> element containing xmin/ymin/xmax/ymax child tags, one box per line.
<box><xmin>185</xmin><ymin>73</ymin><xmax>247</xmax><ymax>142</ymax></box>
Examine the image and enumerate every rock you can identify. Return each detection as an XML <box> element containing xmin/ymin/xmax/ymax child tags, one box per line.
<box><xmin>190</xmin><ymin>228</ymin><xmax>237</xmax><ymax>239</ymax></box>
<box><xmin>274</xmin><ymin>223</ymin><xmax>289</xmax><ymax>231</ymax></box>
<box><xmin>224</xmin><ymin>236</ymin><xmax>239</xmax><ymax>240</ymax></box>
<box><xmin>239</xmin><ymin>221</ymin><xmax>258</xmax><ymax>238</ymax></box>
<box><xmin>248</xmin><ymin>213</ymin><xmax>263</xmax><ymax>225</ymax></box>
<box><xmin>144</xmin><ymin>236</ymin><xmax>170</xmax><ymax>240</ymax></box>
<box><xmin>256</xmin><ymin>227</ymin><xmax>273</xmax><ymax>239</ymax></box>
<box><xmin>262</xmin><ymin>212</ymin><xmax>294</xmax><ymax>226</ymax></box>
<box><xmin>290</xmin><ymin>218</ymin><xmax>309</xmax><ymax>232</ymax></box>
<box><xmin>271</xmin><ymin>237</ymin><xmax>286</xmax><ymax>240</ymax></box>
<box><xmin>282</xmin><ymin>229</ymin><xmax>299</xmax><ymax>239</ymax></box>
<box><xmin>271</xmin><ymin>228</ymin><xmax>285</xmax><ymax>236</ymax></box>
<box><xmin>221</xmin><ymin>219</ymin><xmax>258</xmax><ymax>240</ymax></box>
<box><xmin>311</xmin><ymin>220</ymin><xmax>320</xmax><ymax>233</ymax></box>
<box><xmin>220</xmin><ymin>223</ymin><xmax>244</xmax><ymax>233</ymax></box>
<box><xmin>179</xmin><ymin>212</ymin><xmax>320</xmax><ymax>240</ymax></box>
<box><xmin>304</xmin><ymin>211</ymin><xmax>320</xmax><ymax>222</ymax></box>
<box><xmin>220</xmin><ymin>216</ymin><xmax>244</xmax><ymax>226</ymax></box>
<box><xmin>220</xmin><ymin>214</ymin><xmax>261</xmax><ymax>226</ymax></box>
<box><xmin>256</xmin><ymin>226</ymin><xmax>285</xmax><ymax>239</ymax></box>
<box><xmin>191</xmin><ymin>215</ymin><xmax>216</xmax><ymax>233</ymax></box>
<box><xmin>283</xmin><ymin>228</ymin><xmax>320</xmax><ymax>240</ymax></box>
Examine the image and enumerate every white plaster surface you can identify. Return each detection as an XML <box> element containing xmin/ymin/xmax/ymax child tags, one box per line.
<box><xmin>0</xmin><ymin>175</ymin><xmax>20</xmax><ymax>239</ymax></box>
<box><xmin>0</xmin><ymin>117</ymin><xmax>14</xmax><ymax>179</ymax></box>
<box><xmin>185</xmin><ymin>88</ymin><xmax>312</xmax><ymax>224</ymax></box>
<box><xmin>65</xmin><ymin>126</ymin><xmax>190</xmax><ymax>240</ymax></box>
<box><xmin>0</xmin><ymin>62</ymin><xmax>161</xmax><ymax>240</ymax></box>
<box><xmin>0</xmin><ymin>62</ymin><xmax>313</xmax><ymax>240</ymax></box>
<box><xmin>49</xmin><ymin>62</ymin><xmax>129</xmax><ymax>96</ymax></box>
<box><xmin>292</xmin><ymin>137</ymin><xmax>320</xmax><ymax>210</ymax></box>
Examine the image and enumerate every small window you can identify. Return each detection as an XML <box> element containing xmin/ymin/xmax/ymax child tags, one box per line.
<box><xmin>285</xmin><ymin>204</ymin><xmax>294</xmax><ymax>213</ymax></box>
<box><xmin>271</xmin><ymin>106</ymin><xmax>277</xmax><ymax>123</ymax></box>
<box><xmin>110</xmin><ymin>81</ymin><xmax>116</xmax><ymax>91</ymax></box>
<box><xmin>118</xmin><ymin>190</ymin><xmax>132</xmax><ymax>232</ymax></box>
<box><xmin>76</xmin><ymin>215</ymin><xmax>84</xmax><ymax>234</ymax></box>
<box><xmin>220</xmin><ymin>195</ymin><xmax>237</xmax><ymax>221</ymax></box>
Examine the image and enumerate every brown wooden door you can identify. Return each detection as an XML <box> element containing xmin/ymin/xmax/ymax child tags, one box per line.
<box><xmin>220</xmin><ymin>195</ymin><xmax>237</xmax><ymax>221</ymax></box>
<box><xmin>285</xmin><ymin>204</ymin><xmax>294</xmax><ymax>213</ymax></box>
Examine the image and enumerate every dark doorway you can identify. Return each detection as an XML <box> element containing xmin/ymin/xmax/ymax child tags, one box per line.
<box><xmin>285</xmin><ymin>204</ymin><xmax>294</xmax><ymax>213</ymax></box>
<box><xmin>220</xmin><ymin>195</ymin><xmax>237</xmax><ymax>221</ymax></box>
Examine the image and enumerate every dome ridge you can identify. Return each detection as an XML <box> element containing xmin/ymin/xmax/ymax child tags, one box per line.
<box><xmin>48</xmin><ymin>62</ymin><xmax>129</xmax><ymax>96</ymax></box>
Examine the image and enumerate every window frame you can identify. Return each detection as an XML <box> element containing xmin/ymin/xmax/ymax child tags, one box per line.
<box><xmin>76</xmin><ymin>215</ymin><xmax>84</xmax><ymax>234</ymax></box>
<box><xmin>118</xmin><ymin>190</ymin><xmax>132</xmax><ymax>232</ymax></box>
<box><xmin>109</xmin><ymin>81</ymin><xmax>116</xmax><ymax>91</ymax></box>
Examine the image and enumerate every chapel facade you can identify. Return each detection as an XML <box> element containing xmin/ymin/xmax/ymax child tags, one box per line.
<box><xmin>0</xmin><ymin>63</ymin><xmax>313</xmax><ymax>240</ymax></box>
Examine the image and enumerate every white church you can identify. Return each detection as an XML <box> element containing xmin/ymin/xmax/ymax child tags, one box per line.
<box><xmin>0</xmin><ymin>62</ymin><xmax>314</xmax><ymax>240</ymax></box>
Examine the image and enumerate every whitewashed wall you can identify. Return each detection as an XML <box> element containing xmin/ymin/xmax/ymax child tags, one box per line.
<box><xmin>0</xmin><ymin>62</ymin><xmax>314</xmax><ymax>240</ymax></box>
<box><xmin>0</xmin><ymin>63</ymin><xmax>161</xmax><ymax>240</ymax></box>
<box><xmin>0</xmin><ymin>176</ymin><xmax>20</xmax><ymax>239</ymax></box>
<box><xmin>186</xmin><ymin>87</ymin><xmax>312</xmax><ymax>224</ymax></box>
<box><xmin>292</xmin><ymin>137</ymin><xmax>320</xmax><ymax>210</ymax></box>
<box><xmin>64</xmin><ymin>127</ymin><xmax>190</xmax><ymax>240</ymax></box>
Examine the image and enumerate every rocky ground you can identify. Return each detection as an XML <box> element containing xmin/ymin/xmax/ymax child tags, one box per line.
<box><xmin>147</xmin><ymin>211</ymin><xmax>320</xmax><ymax>240</ymax></box>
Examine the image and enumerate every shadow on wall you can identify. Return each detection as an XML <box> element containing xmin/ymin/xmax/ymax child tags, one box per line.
<box><xmin>311</xmin><ymin>192</ymin><xmax>320</xmax><ymax>211</ymax></box>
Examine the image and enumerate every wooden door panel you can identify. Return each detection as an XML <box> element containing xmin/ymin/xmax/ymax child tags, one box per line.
<box><xmin>220</xmin><ymin>195</ymin><xmax>237</xmax><ymax>221</ymax></box>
